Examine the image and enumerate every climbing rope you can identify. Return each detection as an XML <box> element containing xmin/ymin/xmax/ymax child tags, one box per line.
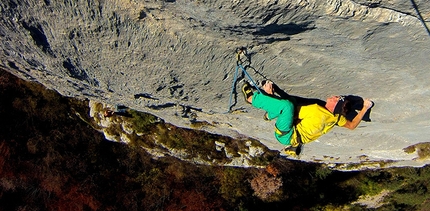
<box><xmin>227</xmin><ymin>47</ymin><xmax>262</xmax><ymax>112</ymax></box>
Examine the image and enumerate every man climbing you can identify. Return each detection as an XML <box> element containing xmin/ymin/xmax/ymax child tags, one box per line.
<box><xmin>242</xmin><ymin>80</ymin><xmax>374</xmax><ymax>156</ymax></box>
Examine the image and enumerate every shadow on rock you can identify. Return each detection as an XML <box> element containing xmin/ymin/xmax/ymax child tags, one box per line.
<box><xmin>252</xmin><ymin>22</ymin><xmax>315</xmax><ymax>36</ymax></box>
<box><xmin>411</xmin><ymin>0</ymin><xmax>430</xmax><ymax>36</ymax></box>
<box><xmin>273</xmin><ymin>84</ymin><xmax>373</xmax><ymax>122</ymax></box>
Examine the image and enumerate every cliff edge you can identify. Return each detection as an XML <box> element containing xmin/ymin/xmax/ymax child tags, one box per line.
<box><xmin>1</xmin><ymin>0</ymin><xmax>430</xmax><ymax>168</ymax></box>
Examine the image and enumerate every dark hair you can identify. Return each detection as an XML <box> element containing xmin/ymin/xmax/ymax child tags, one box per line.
<box><xmin>340</xmin><ymin>99</ymin><xmax>351</xmax><ymax>116</ymax></box>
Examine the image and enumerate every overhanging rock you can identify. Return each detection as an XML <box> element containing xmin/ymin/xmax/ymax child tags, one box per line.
<box><xmin>1</xmin><ymin>0</ymin><xmax>430</xmax><ymax>169</ymax></box>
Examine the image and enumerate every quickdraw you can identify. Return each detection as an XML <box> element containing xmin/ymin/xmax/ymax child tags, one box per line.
<box><xmin>227</xmin><ymin>47</ymin><xmax>261</xmax><ymax>112</ymax></box>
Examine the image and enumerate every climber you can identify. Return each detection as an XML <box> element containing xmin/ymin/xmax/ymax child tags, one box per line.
<box><xmin>242</xmin><ymin>80</ymin><xmax>374</xmax><ymax>156</ymax></box>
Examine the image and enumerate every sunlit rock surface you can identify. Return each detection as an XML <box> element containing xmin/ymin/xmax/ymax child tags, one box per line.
<box><xmin>1</xmin><ymin>0</ymin><xmax>430</xmax><ymax>168</ymax></box>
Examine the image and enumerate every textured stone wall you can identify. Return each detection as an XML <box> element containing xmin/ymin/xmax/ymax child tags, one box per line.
<box><xmin>1</xmin><ymin>0</ymin><xmax>430</xmax><ymax>168</ymax></box>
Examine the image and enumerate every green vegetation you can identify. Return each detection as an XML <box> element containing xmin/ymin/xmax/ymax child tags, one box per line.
<box><xmin>190</xmin><ymin>120</ymin><xmax>214</xmax><ymax>128</ymax></box>
<box><xmin>218</xmin><ymin>167</ymin><xmax>251</xmax><ymax>202</ymax></box>
<box><xmin>315</xmin><ymin>165</ymin><xmax>333</xmax><ymax>180</ymax></box>
<box><xmin>91</xmin><ymin>100</ymin><xmax>278</xmax><ymax>166</ymax></box>
<box><xmin>128</xmin><ymin>109</ymin><xmax>159</xmax><ymax>134</ymax></box>
<box><xmin>404</xmin><ymin>142</ymin><xmax>430</xmax><ymax>159</ymax></box>
<box><xmin>2</xmin><ymin>68</ymin><xmax>430</xmax><ymax>210</ymax></box>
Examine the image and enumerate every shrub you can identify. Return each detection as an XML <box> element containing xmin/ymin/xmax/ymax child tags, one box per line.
<box><xmin>315</xmin><ymin>165</ymin><xmax>333</xmax><ymax>180</ymax></box>
<box><xmin>128</xmin><ymin>109</ymin><xmax>158</xmax><ymax>134</ymax></box>
<box><xmin>217</xmin><ymin>167</ymin><xmax>249</xmax><ymax>203</ymax></box>
<box><xmin>250</xmin><ymin>170</ymin><xmax>283</xmax><ymax>201</ymax></box>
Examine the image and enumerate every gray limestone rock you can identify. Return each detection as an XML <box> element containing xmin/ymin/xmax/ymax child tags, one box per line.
<box><xmin>1</xmin><ymin>0</ymin><xmax>430</xmax><ymax>168</ymax></box>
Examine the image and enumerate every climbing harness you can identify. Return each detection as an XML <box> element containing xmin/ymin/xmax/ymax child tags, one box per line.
<box><xmin>227</xmin><ymin>47</ymin><xmax>262</xmax><ymax>112</ymax></box>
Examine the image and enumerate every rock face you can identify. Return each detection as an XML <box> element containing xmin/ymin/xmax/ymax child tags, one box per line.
<box><xmin>1</xmin><ymin>0</ymin><xmax>430</xmax><ymax>168</ymax></box>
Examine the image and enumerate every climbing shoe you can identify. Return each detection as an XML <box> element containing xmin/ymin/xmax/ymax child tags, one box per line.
<box><xmin>242</xmin><ymin>82</ymin><xmax>253</xmax><ymax>104</ymax></box>
<box><xmin>263</xmin><ymin>112</ymin><xmax>270</xmax><ymax>121</ymax></box>
<box><xmin>284</xmin><ymin>144</ymin><xmax>302</xmax><ymax>157</ymax></box>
